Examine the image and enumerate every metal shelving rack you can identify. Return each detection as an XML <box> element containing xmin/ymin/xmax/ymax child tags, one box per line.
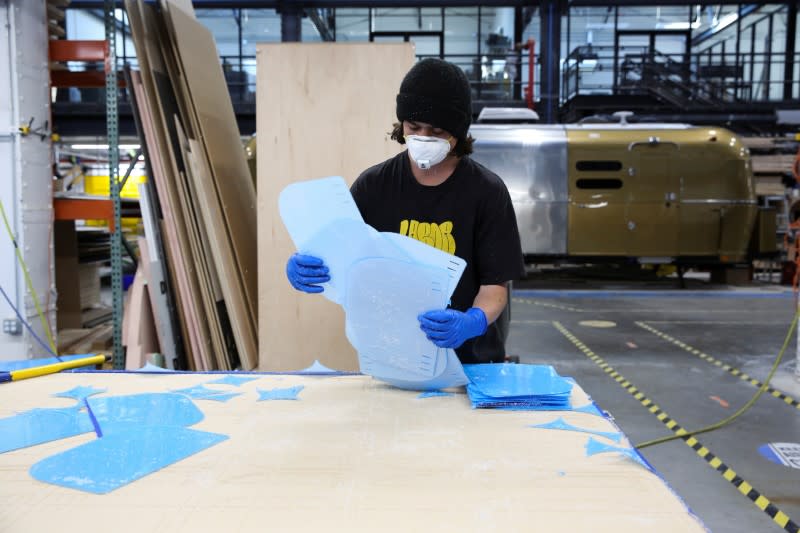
<box><xmin>105</xmin><ymin>0</ymin><xmax>123</xmax><ymax>369</ymax></box>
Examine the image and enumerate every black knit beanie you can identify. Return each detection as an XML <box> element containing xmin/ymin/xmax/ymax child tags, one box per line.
<box><xmin>396</xmin><ymin>58</ymin><xmax>472</xmax><ymax>140</ymax></box>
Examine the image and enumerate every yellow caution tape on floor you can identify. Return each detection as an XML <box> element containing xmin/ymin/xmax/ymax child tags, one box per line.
<box><xmin>637</xmin><ymin>322</ymin><xmax>800</xmax><ymax>411</ymax></box>
<box><xmin>553</xmin><ymin>321</ymin><xmax>799</xmax><ymax>533</ymax></box>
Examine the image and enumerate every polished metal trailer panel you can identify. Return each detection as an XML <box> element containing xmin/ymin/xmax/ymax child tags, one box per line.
<box><xmin>470</xmin><ymin>125</ymin><xmax>568</xmax><ymax>255</ymax></box>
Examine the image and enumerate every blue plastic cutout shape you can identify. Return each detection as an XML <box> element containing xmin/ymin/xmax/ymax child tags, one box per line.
<box><xmin>345</xmin><ymin>257</ymin><xmax>450</xmax><ymax>380</ymax></box>
<box><xmin>464</xmin><ymin>364</ymin><xmax>573</xmax><ymax>398</ymax></box>
<box><xmin>170</xmin><ymin>384</ymin><xmax>229</xmax><ymax>400</ymax></box>
<box><xmin>299</xmin><ymin>359</ymin><xmax>339</xmax><ymax>374</ymax></box>
<box><xmin>257</xmin><ymin>385</ymin><xmax>304</xmax><ymax>401</ymax></box>
<box><xmin>278</xmin><ymin>176</ymin><xmax>363</xmax><ymax>252</ymax></box>
<box><xmin>530</xmin><ymin>417</ymin><xmax>622</xmax><ymax>443</ymax></box>
<box><xmin>52</xmin><ymin>385</ymin><xmax>107</xmax><ymax>402</ymax></box>
<box><xmin>30</xmin><ymin>426</ymin><xmax>228</xmax><ymax>494</ymax></box>
<box><xmin>205</xmin><ymin>375</ymin><xmax>258</xmax><ymax>387</ymax></box>
<box><xmin>278</xmin><ymin>177</ymin><xmax>469</xmax><ymax>390</ymax></box>
<box><xmin>585</xmin><ymin>437</ymin><xmax>650</xmax><ymax>469</ymax></box>
<box><xmin>134</xmin><ymin>362</ymin><xmax>174</xmax><ymax>373</ymax></box>
<box><xmin>380</xmin><ymin>232</ymin><xmax>466</xmax><ymax>299</ymax></box>
<box><xmin>302</xmin><ymin>219</ymin><xmax>408</xmax><ymax>304</ymax></box>
<box><xmin>0</xmin><ymin>406</ymin><xmax>94</xmax><ymax>454</ymax></box>
<box><xmin>88</xmin><ymin>393</ymin><xmax>204</xmax><ymax>430</ymax></box>
<box><xmin>418</xmin><ymin>391</ymin><xmax>454</xmax><ymax>398</ymax></box>
<box><xmin>378</xmin><ymin>349</ymin><xmax>468</xmax><ymax>391</ymax></box>
<box><xmin>197</xmin><ymin>392</ymin><xmax>241</xmax><ymax>403</ymax></box>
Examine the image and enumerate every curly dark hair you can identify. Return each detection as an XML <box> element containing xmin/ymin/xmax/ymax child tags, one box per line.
<box><xmin>390</xmin><ymin>122</ymin><xmax>474</xmax><ymax>157</ymax></box>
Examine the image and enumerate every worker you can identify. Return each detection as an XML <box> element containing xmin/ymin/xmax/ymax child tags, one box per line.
<box><xmin>286</xmin><ymin>58</ymin><xmax>525</xmax><ymax>364</ymax></box>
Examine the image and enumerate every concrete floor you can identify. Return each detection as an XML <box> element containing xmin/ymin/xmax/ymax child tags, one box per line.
<box><xmin>507</xmin><ymin>277</ymin><xmax>800</xmax><ymax>533</ymax></box>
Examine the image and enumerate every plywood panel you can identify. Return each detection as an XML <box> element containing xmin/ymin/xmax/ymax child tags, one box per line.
<box><xmin>128</xmin><ymin>64</ymin><xmax>205</xmax><ymax>370</ymax></box>
<box><xmin>0</xmin><ymin>372</ymin><xmax>705</xmax><ymax>532</ymax></box>
<box><xmin>257</xmin><ymin>43</ymin><xmax>415</xmax><ymax>371</ymax></box>
<box><xmin>160</xmin><ymin>0</ymin><xmax>258</xmax><ymax>370</ymax></box>
<box><xmin>126</xmin><ymin>1</ymin><xmax>216</xmax><ymax>370</ymax></box>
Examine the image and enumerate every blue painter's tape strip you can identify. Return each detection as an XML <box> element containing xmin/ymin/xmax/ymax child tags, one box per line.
<box><xmin>513</xmin><ymin>289</ymin><xmax>793</xmax><ymax>299</ymax></box>
<box><xmin>83</xmin><ymin>398</ymin><xmax>103</xmax><ymax>438</ymax></box>
<box><xmin>69</xmin><ymin>369</ymin><xmax>361</xmax><ymax>376</ymax></box>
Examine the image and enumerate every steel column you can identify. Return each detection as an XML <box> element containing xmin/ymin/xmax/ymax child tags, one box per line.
<box><xmin>784</xmin><ymin>1</ymin><xmax>797</xmax><ymax>100</ymax></box>
<box><xmin>105</xmin><ymin>0</ymin><xmax>123</xmax><ymax>368</ymax></box>
<box><xmin>539</xmin><ymin>0</ymin><xmax>561</xmax><ymax>123</ymax></box>
<box><xmin>281</xmin><ymin>6</ymin><xmax>302</xmax><ymax>42</ymax></box>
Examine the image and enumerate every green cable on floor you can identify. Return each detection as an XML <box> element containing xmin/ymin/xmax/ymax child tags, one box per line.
<box><xmin>0</xmin><ymin>198</ymin><xmax>58</xmax><ymax>355</ymax></box>
<box><xmin>636</xmin><ymin>308</ymin><xmax>800</xmax><ymax>450</ymax></box>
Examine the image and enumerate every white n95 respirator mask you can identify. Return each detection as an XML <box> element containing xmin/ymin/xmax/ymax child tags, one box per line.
<box><xmin>405</xmin><ymin>135</ymin><xmax>452</xmax><ymax>170</ymax></box>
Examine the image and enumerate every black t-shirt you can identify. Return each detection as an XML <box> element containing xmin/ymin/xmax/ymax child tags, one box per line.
<box><xmin>350</xmin><ymin>151</ymin><xmax>525</xmax><ymax>363</ymax></box>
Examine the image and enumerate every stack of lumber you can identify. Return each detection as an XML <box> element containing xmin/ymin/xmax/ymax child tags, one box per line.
<box><xmin>125</xmin><ymin>0</ymin><xmax>257</xmax><ymax>370</ymax></box>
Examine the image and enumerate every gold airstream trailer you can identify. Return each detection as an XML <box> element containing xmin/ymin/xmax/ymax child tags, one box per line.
<box><xmin>247</xmin><ymin>119</ymin><xmax>764</xmax><ymax>265</ymax></box>
<box><xmin>469</xmin><ymin>122</ymin><xmax>760</xmax><ymax>264</ymax></box>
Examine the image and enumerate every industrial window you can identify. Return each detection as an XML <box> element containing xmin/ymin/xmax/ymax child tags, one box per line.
<box><xmin>576</xmin><ymin>178</ymin><xmax>623</xmax><ymax>190</ymax></box>
<box><xmin>576</xmin><ymin>161</ymin><xmax>623</xmax><ymax>171</ymax></box>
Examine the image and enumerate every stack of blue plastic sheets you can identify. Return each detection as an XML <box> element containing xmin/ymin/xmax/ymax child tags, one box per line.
<box><xmin>463</xmin><ymin>364</ymin><xmax>573</xmax><ymax>410</ymax></box>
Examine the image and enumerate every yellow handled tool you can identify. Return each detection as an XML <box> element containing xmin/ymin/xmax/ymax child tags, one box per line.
<box><xmin>0</xmin><ymin>354</ymin><xmax>108</xmax><ymax>383</ymax></box>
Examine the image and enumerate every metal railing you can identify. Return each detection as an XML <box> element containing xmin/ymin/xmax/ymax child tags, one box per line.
<box><xmin>561</xmin><ymin>45</ymin><xmax>800</xmax><ymax>106</ymax></box>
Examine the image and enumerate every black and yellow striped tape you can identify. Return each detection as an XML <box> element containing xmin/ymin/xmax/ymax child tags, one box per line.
<box><xmin>637</xmin><ymin>321</ymin><xmax>800</xmax><ymax>411</ymax></box>
<box><xmin>554</xmin><ymin>321</ymin><xmax>799</xmax><ymax>533</ymax></box>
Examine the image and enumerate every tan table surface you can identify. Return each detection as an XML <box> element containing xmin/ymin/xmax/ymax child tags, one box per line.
<box><xmin>0</xmin><ymin>372</ymin><xmax>705</xmax><ymax>533</ymax></box>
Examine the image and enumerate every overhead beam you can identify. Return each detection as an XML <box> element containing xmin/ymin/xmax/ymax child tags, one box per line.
<box><xmin>72</xmin><ymin>1</ymin><xmax>535</xmax><ymax>7</ymax></box>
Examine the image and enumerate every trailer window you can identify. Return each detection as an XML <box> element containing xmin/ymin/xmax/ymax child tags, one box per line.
<box><xmin>576</xmin><ymin>161</ymin><xmax>623</xmax><ymax>172</ymax></box>
<box><xmin>576</xmin><ymin>178</ymin><xmax>623</xmax><ymax>190</ymax></box>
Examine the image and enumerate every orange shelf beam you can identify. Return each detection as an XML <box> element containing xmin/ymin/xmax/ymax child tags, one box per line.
<box><xmin>54</xmin><ymin>197</ymin><xmax>116</xmax><ymax>232</ymax></box>
<box><xmin>48</xmin><ymin>40</ymin><xmax>107</xmax><ymax>62</ymax></box>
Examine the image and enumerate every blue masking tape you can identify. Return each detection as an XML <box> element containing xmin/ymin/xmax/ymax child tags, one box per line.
<box><xmin>585</xmin><ymin>437</ymin><xmax>651</xmax><ymax>469</ymax></box>
<box><xmin>418</xmin><ymin>391</ymin><xmax>454</xmax><ymax>398</ymax></box>
<box><xmin>530</xmin><ymin>417</ymin><xmax>622</xmax><ymax>443</ymax></box>
<box><xmin>205</xmin><ymin>375</ymin><xmax>259</xmax><ymax>387</ymax></box>
<box><xmin>83</xmin><ymin>397</ymin><xmax>103</xmax><ymax>438</ymax></box>
<box><xmin>257</xmin><ymin>385</ymin><xmax>304</xmax><ymax>401</ymax></box>
<box><xmin>30</xmin><ymin>426</ymin><xmax>228</xmax><ymax>494</ymax></box>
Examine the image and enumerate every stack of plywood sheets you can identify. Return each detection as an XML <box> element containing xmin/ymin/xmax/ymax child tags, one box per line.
<box><xmin>257</xmin><ymin>43</ymin><xmax>415</xmax><ymax>371</ymax></box>
<box><xmin>125</xmin><ymin>0</ymin><xmax>257</xmax><ymax>370</ymax></box>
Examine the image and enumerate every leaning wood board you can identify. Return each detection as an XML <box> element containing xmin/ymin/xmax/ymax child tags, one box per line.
<box><xmin>161</xmin><ymin>0</ymin><xmax>258</xmax><ymax>370</ymax></box>
<box><xmin>129</xmin><ymin>68</ymin><xmax>203</xmax><ymax>370</ymax></box>
<box><xmin>257</xmin><ymin>43</ymin><xmax>414</xmax><ymax>371</ymax></box>
<box><xmin>127</xmin><ymin>1</ymin><xmax>218</xmax><ymax>370</ymax></box>
<box><xmin>0</xmin><ymin>372</ymin><xmax>705</xmax><ymax>532</ymax></box>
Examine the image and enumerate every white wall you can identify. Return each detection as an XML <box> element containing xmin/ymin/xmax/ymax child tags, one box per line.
<box><xmin>0</xmin><ymin>0</ymin><xmax>54</xmax><ymax>361</ymax></box>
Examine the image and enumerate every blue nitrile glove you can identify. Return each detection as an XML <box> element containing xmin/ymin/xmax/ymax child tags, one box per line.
<box><xmin>286</xmin><ymin>253</ymin><xmax>330</xmax><ymax>293</ymax></box>
<box><xmin>418</xmin><ymin>307</ymin><xmax>488</xmax><ymax>349</ymax></box>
